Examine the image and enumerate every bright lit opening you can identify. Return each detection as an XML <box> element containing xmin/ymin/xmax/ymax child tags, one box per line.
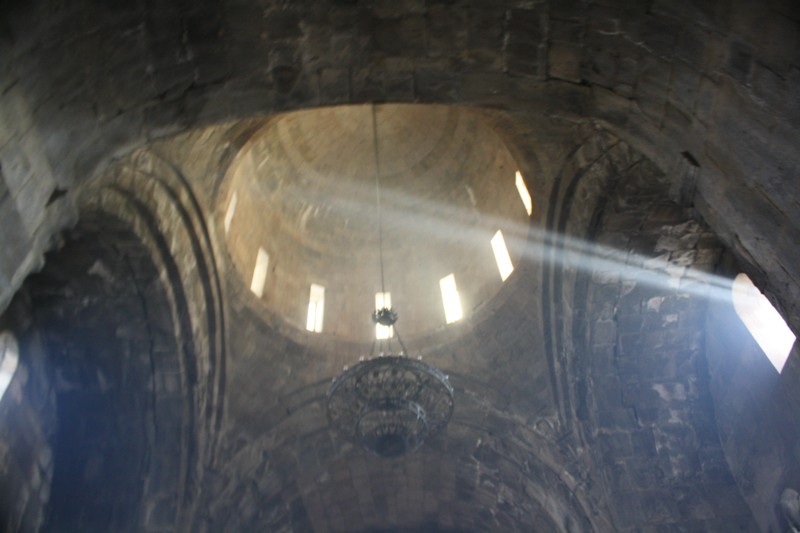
<box><xmin>0</xmin><ymin>332</ymin><xmax>19</xmax><ymax>402</ymax></box>
<box><xmin>515</xmin><ymin>171</ymin><xmax>533</xmax><ymax>216</ymax></box>
<box><xmin>224</xmin><ymin>191</ymin><xmax>238</xmax><ymax>235</ymax></box>
<box><xmin>732</xmin><ymin>273</ymin><xmax>795</xmax><ymax>372</ymax></box>
<box><xmin>306</xmin><ymin>284</ymin><xmax>325</xmax><ymax>333</ymax></box>
<box><xmin>491</xmin><ymin>230</ymin><xmax>514</xmax><ymax>281</ymax></box>
<box><xmin>375</xmin><ymin>292</ymin><xmax>394</xmax><ymax>339</ymax></box>
<box><xmin>439</xmin><ymin>273</ymin><xmax>464</xmax><ymax>324</ymax></box>
<box><xmin>250</xmin><ymin>247</ymin><xmax>270</xmax><ymax>298</ymax></box>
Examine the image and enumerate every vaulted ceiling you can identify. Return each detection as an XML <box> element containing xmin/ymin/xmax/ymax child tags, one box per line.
<box><xmin>1</xmin><ymin>1</ymin><xmax>799</xmax><ymax>532</ymax></box>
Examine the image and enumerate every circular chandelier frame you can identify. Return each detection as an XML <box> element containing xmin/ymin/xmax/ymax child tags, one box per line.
<box><xmin>327</xmin><ymin>355</ymin><xmax>454</xmax><ymax>458</ymax></box>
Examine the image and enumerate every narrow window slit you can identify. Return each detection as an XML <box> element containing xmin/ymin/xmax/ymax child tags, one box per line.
<box><xmin>307</xmin><ymin>284</ymin><xmax>325</xmax><ymax>333</ymax></box>
<box><xmin>491</xmin><ymin>230</ymin><xmax>514</xmax><ymax>281</ymax></box>
<box><xmin>440</xmin><ymin>274</ymin><xmax>463</xmax><ymax>324</ymax></box>
<box><xmin>732</xmin><ymin>273</ymin><xmax>795</xmax><ymax>372</ymax></box>
<box><xmin>515</xmin><ymin>171</ymin><xmax>533</xmax><ymax>216</ymax></box>
<box><xmin>250</xmin><ymin>247</ymin><xmax>269</xmax><ymax>297</ymax></box>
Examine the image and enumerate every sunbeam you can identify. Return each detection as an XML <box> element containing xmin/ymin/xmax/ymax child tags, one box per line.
<box><xmin>241</xmin><ymin>174</ymin><xmax>738</xmax><ymax>305</ymax></box>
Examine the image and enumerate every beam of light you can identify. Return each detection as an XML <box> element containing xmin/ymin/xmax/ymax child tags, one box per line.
<box><xmin>732</xmin><ymin>273</ymin><xmax>795</xmax><ymax>372</ymax></box>
<box><xmin>491</xmin><ymin>230</ymin><xmax>514</xmax><ymax>281</ymax></box>
<box><xmin>240</xmin><ymin>176</ymin><xmax>743</xmax><ymax>305</ymax></box>
<box><xmin>250</xmin><ymin>247</ymin><xmax>270</xmax><ymax>298</ymax></box>
<box><xmin>224</xmin><ymin>191</ymin><xmax>238</xmax><ymax>235</ymax></box>
<box><xmin>440</xmin><ymin>274</ymin><xmax>463</xmax><ymax>324</ymax></box>
<box><xmin>307</xmin><ymin>284</ymin><xmax>325</xmax><ymax>333</ymax></box>
<box><xmin>375</xmin><ymin>292</ymin><xmax>393</xmax><ymax>339</ymax></box>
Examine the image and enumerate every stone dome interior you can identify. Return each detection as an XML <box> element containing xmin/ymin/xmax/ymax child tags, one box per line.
<box><xmin>224</xmin><ymin>104</ymin><xmax>529</xmax><ymax>343</ymax></box>
<box><xmin>2</xmin><ymin>1</ymin><xmax>800</xmax><ymax>532</ymax></box>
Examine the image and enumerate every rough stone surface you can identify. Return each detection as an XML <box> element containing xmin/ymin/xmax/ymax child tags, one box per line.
<box><xmin>0</xmin><ymin>0</ymin><xmax>798</xmax><ymax>331</ymax></box>
<box><xmin>0</xmin><ymin>297</ymin><xmax>55</xmax><ymax>533</ymax></box>
<box><xmin>0</xmin><ymin>1</ymin><xmax>798</xmax><ymax>531</ymax></box>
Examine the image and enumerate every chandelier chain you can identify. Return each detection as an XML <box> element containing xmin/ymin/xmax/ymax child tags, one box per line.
<box><xmin>371</xmin><ymin>105</ymin><xmax>386</xmax><ymax>296</ymax></box>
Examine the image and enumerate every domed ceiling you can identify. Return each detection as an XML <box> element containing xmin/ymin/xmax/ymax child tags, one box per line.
<box><xmin>223</xmin><ymin>104</ymin><xmax>531</xmax><ymax>343</ymax></box>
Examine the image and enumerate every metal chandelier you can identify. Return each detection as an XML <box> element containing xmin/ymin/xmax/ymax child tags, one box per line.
<box><xmin>326</xmin><ymin>105</ymin><xmax>454</xmax><ymax>458</ymax></box>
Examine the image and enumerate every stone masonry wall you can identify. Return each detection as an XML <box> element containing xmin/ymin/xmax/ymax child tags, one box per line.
<box><xmin>25</xmin><ymin>217</ymin><xmax>163</xmax><ymax>532</ymax></box>
<box><xmin>1</xmin><ymin>146</ymin><xmax>228</xmax><ymax>532</ymax></box>
<box><xmin>705</xmin><ymin>253</ymin><xmax>800</xmax><ymax>532</ymax></box>
<box><xmin>0</xmin><ymin>296</ymin><xmax>56</xmax><ymax>533</ymax></box>
<box><xmin>1</xmin><ymin>0</ymin><xmax>799</xmax><ymax>345</ymax></box>
<box><xmin>576</xmin><ymin>154</ymin><xmax>760</xmax><ymax>530</ymax></box>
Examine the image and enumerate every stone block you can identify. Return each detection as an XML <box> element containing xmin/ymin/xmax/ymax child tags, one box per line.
<box><xmin>548</xmin><ymin>43</ymin><xmax>583</xmax><ymax>83</ymax></box>
<box><xmin>747</xmin><ymin>6</ymin><xmax>798</xmax><ymax>73</ymax></box>
<box><xmin>273</xmin><ymin>68</ymin><xmax>316</xmax><ymax>105</ymax></box>
<box><xmin>639</xmin><ymin>352</ymin><xmax>681</xmax><ymax>381</ymax></box>
<box><xmin>618</xmin><ymin>332</ymin><xmax>646</xmax><ymax>359</ymax></box>
<box><xmin>425</xmin><ymin>6</ymin><xmax>468</xmax><ymax>58</ymax></box>
<box><xmin>635</xmin><ymin>53</ymin><xmax>671</xmax><ymax>97</ymax></box>
<box><xmin>604</xmin><ymin>461</ymin><xmax>634</xmax><ymax>492</ymax></box>
<box><xmin>0</xmin><ymin>141</ymin><xmax>35</xmax><ymax>200</ymax></box>
<box><xmin>622</xmin><ymin>382</ymin><xmax>663</xmax><ymax>411</ymax></box>
<box><xmin>350</xmin><ymin>66</ymin><xmax>386</xmax><ymax>102</ymax></box>
<box><xmin>504</xmin><ymin>9</ymin><xmax>544</xmax><ymax>77</ymax></box>
<box><xmin>373</xmin><ymin>15</ymin><xmax>426</xmax><ymax>56</ymax></box>
<box><xmin>598</xmin><ymin>407</ymin><xmax>640</xmax><ymax>430</ymax></box>
<box><xmin>591</xmin><ymin>343</ymin><xmax>616</xmax><ymax>375</ymax></box>
<box><xmin>651</xmin><ymin>0</ymin><xmax>718</xmax><ymax>27</ymax></box>
<box><xmin>263</xmin><ymin>9</ymin><xmax>303</xmax><ymax>40</ymax></box>
<box><xmin>144</xmin><ymin>494</ymin><xmax>178</xmax><ymax>530</ymax></box>
<box><xmin>669</xmin><ymin>61</ymin><xmax>702</xmax><ymax>111</ymax></box>
<box><xmin>290</xmin><ymin>498</ymin><xmax>311</xmax><ymax>529</ymax></box>
<box><xmin>382</xmin><ymin>70</ymin><xmax>415</xmax><ymax>101</ymax></box>
<box><xmin>318</xmin><ymin>67</ymin><xmax>350</xmax><ymax>104</ymax></box>
<box><xmin>0</xmin><ymin>168</ymin><xmax>8</xmax><ymax>208</ymax></box>
<box><xmin>466</xmin><ymin>8</ymin><xmax>505</xmax><ymax>51</ymax></box>
<box><xmin>373</xmin><ymin>0</ymin><xmax>425</xmax><ymax>18</ymax></box>
<box><xmin>0</xmin><ymin>85</ymin><xmax>36</xmax><ymax>142</ymax></box>
<box><xmin>150</xmin><ymin>61</ymin><xmax>197</xmax><ymax>101</ymax></box>
<box><xmin>592</xmin><ymin>318</ymin><xmax>617</xmax><ymax>345</ymax></box>
<box><xmin>0</xmin><ymin>196</ymin><xmax>30</xmax><ymax>284</ymax></box>
<box><xmin>703</xmin><ymin>483</ymin><xmax>754</xmax><ymax>518</ymax></box>
<box><xmin>673</xmin><ymin>25</ymin><xmax>713</xmax><ymax>70</ymax></box>
<box><xmin>698</xmin><ymin>449</ymin><xmax>735</xmax><ymax>485</ymax></box>
<box><xmin>585</xmin><ymin>7</ymin><xmax>620</xmax><ymax>38</ymax></box>
<box><xmin>609</xmin><ymin>491</ymin><xmax>646</xmax><ymax>528</ymax></box>
<box><xmin>639</xmin><ymin>489</ymin><xmax>681</xmax><ymax>524</ymax></box>
<box><xmin>726</xmin><ymin>40</ymin><xmax>753</xmax><ymax>85</ymax></box>
<box><xmin>193</xmin><ymin>49</ymin><xmax>232</xmax><ymax>87</ymax></box>
<box><xmin>549</xmin><ymin>0</ymin><xmax>587</xmax><ymax>21</ymax></box>
<box><xmin>630</xmin><ymin>429</ymin><xmax>657</xmax><ymax>457</ymax></box>
<box><xmin>580</xmin><ymin>36</ymin><xmax>620</xmax><ymax>89</ymax></box>
<box><xmin>550</xmin><ymin>19</ymin><xmax>583</xmax><ymax>43</ymax></box>
<box><xmin>641</xmin><ymin>15</ymin><xmax>680</xmax><ymax>58</ymax></box>
<box><xmin>617</xmin><ymin>313</ymin><xmax>643</xmax><ymax>334</ymax></box>
<box><xmin>597</xmin><ymin>431</ymin><xmax>634</xmax><ymax>460</ymax></box>
<box><xmin>628</xmin><ymin>457</ymin><xmax>669</xmax><ymax>493</ymax></box>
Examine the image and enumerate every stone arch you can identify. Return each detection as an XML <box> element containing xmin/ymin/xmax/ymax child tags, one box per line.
<box><xmin>562</xmin><ymin>139</ymin><xmax>763</xmax><ymax>529</ymax></box>
<box><xmin>14</xmin><ymin>149</ymin><xmax>228</xmax><ymax>532</ymax></box>
<box><xmin>196</xmin><ymin>375</ymin><xmax>602</xmax><ymax>533</ymax></box>
<box><xmin>80</xmin><ymin>151</ymin><xmax>228</xmax><ymax>530</ymax></box>
<box><xmin>1</xmin><ymin>3</ymin><xmax>799</xmax><ymax>529</ymax></box>
<box><xmin>27</xmin><ymin>212</ymin><xmax>181</xmax><ymax>531</ymax></box>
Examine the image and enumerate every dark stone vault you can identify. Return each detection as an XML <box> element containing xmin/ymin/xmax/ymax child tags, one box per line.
<box><xmin>0</xmin><ymin>1</ymin><xmax>799</xmax><ymax>532</ymax></box>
